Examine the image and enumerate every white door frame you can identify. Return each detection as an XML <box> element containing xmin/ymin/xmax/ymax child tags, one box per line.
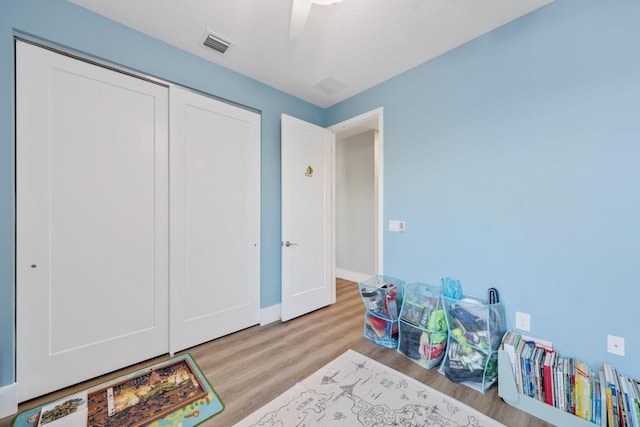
<box><xmin>329</xmin><ymin>107</ymin><xmax>384</xmax><ymax>279</ymax></box>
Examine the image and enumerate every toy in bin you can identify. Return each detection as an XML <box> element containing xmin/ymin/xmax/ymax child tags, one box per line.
<box><xmin>364</xmin><ymin>314</ymin><xmax>398</xmax><ymax>347</ymax></box>
<box><xmin>361</xmin><ymin>283</ymin><xmax>400</xmax><ymax>320</ymax></box>
<box><xmin>420</xmin><ymin>332</ymin><xmax>446</xmax><ymax>361</ymax></box>
<box><xmin>442</xmin><ymin>340</ymin><xmax>496</xmax><ymax>381</ymax></box>
<box><xmin>420</xmin><ymin>309</ymin><xmax>448</xmax><ymax>360</ymax></box>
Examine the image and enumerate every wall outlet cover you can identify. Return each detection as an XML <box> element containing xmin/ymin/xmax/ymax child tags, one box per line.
<box><xmin>607</xmin><ymin>335</ymin><xmax>625</xmax><ymax>356</ymax></box>
<box><xmin>515</xmin><ymin>311</ymin><xmax>531</xmax><ymax>332</ymax></box>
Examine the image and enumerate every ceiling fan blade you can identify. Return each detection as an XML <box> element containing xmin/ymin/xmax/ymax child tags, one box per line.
<box><xmin>290</xmin><ymin>0</ymin><xmax>312</xmax><ymax>40</ymax></box>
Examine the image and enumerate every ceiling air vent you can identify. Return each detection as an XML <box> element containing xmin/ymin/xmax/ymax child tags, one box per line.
<box><xmin>312</xmin><ymin>77</ymin><xmax>346</xmax><ymax>96</ymax></box>
<box><xmin>201</xmin><ymin>31</ymin><xmax>233</xmax><ymax>56</ymax></box>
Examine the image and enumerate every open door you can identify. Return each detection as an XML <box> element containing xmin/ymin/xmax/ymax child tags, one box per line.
<box><xmin>281</xmin><ymin>114</ymin><xmax>334</xmax><ymax>321</ymax></box>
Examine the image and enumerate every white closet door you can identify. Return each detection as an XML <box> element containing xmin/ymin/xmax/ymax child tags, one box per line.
<box><xmin>169</xmin><ymin>86</ymin><xmax>260</xmax><ymax>353</ymax></box>
<box><xmin>16</xmin><ymin>41</ymin><xmax>169</xmax><ymax>401</ymax></box>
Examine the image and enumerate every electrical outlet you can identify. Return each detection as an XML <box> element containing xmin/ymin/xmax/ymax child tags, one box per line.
<box><xmin>515</xmin><ymin>311</ymin><xmax>531</xmax><ymax>332</ymax></box>
<box><xmin>608</xmin><ymin>335</ymin><xmax>625</xmax><ymax>356</ymax></box>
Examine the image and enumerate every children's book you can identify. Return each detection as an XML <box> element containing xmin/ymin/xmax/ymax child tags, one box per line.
<box><xmin>542</xmin><ymin>349</ymin><xmax>554</xmax><ymax>405</ymax></box>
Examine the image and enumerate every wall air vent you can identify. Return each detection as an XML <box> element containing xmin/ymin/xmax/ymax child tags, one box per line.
<box><xmin>200</xmin><ymin>31</ymin><xmax>233</xmax><ymax>56</ymax></box>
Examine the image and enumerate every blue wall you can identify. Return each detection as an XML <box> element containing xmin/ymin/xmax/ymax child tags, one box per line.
<box><xmin>328</xmin><ymin>0</ymin><xmax>640</xmax><ymax>379</ymax></box>
<box><xmin>2</xmin><ymin>0</ymin><xmax>640</xmax><ymax>390</ymax></box>
<box><xmin>0</xmin><ymin>0</ymin><xmax>324</xmax><ymax>387</ymax></box>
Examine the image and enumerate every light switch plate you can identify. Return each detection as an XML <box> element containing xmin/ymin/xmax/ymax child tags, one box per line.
<box><xmin>389</xmin><ymin>220</ymin><xmax>406</xmax><ymax>232</ymax></box>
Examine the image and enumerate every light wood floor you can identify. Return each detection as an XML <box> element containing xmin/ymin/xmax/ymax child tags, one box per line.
<box><xmin>1</xmin><ymin>279</ymin><xmax>551</xmax><ymax>426</ymax></box>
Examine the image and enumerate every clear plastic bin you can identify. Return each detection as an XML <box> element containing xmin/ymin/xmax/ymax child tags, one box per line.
<box><xmin>397</xmin><ymin>282</ymin><xmax>448</xmax><ymax>368</ymax></box>
<box><xmin>359</xmin><ymin>275</ymin><xmax>406</xmax><ymax>348</ymax></box>
<box><xmin>358</xmin><ymin>275</ymin><xmax>405</xmax><ymax>321</ymax></box>
<box><xmin>438</xmin><ymin>294</ymin><xmax>506</xmax><ymax>393</ymax></box>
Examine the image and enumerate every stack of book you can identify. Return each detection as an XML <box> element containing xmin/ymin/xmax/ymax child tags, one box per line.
<box><xmin>501</xmin><ymin>330</ymin><xmax>640</xmax><ymax>426</ymax></box>
<box><xmin>602</xmin><ymin>363</ymin><xmax>640</xmax><ymax>427</ymax></box>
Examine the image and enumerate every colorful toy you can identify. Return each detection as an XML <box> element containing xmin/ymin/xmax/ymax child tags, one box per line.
<box><xmin>441</xmin><ymin>277</ymin><xmax>462</xmax><ymax>300</ymax></box>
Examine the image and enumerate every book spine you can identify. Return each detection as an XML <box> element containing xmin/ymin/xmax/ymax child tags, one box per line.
<box><xmin>604</xmin><ymin>364</ymin><xmax>616</xmax><ymax>427</ymax></box>
<box><xmin>574</xmin><ymin>360</ymin><xmax>584</xmax><ymax>419</ymax></box>
<box><xmin>569</xmin><ymin>358</ymin><xmax>576</xmax><ymax>416</ymax></box>
<box><xmin>514</xmin><ymin>336</ymin><xmax>525</xmax><ymax>394</ymax></box>
<box><xmin>527</xmin><ymin>346</ymin><xmax>536</xmax><ymax>398</ymax></box>
<box><xmin>590</xmin><ymin>371</ymin><xmax>597</xmax><ymax>424</ymax></box>
<box><xmin>633</xmin><ymin>380</ymin><xmax>640</xmax><ymax>426</ymax></box>
<box><xmin>611</xmin><ymin>366</ymin><xmax>623</xmax><ymax>427</ymax></box>
<box><xmin>557</xmin><ymin>357</ymin><xmax>566</xmax><ymax>411</ymax></box>
<box><xmin>543</xmin><ymin>350</ymin><xmax>553</xmax><ymax>405</ymax></box>
<box><xmin>550</xmin><ymin>351</ymin><xmax>557</xmax><ymax>408</ymax></box>
<box><xmin>534</xmin><ymin>346</ymin><xmax>544</xmax><ymax>401</ymax></box>
<box><xmin>599</xmin><ymin>370</ymin><xmax>607</xmax><ymax>426</ymax></box>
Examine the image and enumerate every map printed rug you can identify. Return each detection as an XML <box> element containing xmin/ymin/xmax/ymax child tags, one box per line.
<box><xmin>235</xmin><ymin>349</ymin><xmax>505</xmax><ymax>427</ymax></box>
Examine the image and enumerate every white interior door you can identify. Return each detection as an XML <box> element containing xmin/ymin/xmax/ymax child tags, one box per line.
<box><xmin>169</xmin><ymin>86</ymin><xmax>260</xmax><ymax>352</ymax></box>
<box><xmin>16</xmin><ymin>41</ymin><xmax>169</xmax><ymax>401</ymax></box>
<box><xmin>281</xmin><ymin>114</ymin><xmax>334</xmax><ymax>321</ymax></box>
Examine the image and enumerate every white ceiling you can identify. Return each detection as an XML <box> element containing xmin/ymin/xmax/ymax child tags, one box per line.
<box><xmin>67</xmin><ymin>0</ymin><xmax>553</xmax><ymax>108</ymax></box>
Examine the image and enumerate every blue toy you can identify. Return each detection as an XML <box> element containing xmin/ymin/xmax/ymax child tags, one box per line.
<box><xmin>441</xmin><ymin>277</ymin><xmax>462</xmax><ymax>300</ymax></box>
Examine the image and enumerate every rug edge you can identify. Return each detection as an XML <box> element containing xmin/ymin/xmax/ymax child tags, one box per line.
<box><xmin>318</xmin><ymin>348</ymin><xmax>507</xmax><ymax>427</ymax></box>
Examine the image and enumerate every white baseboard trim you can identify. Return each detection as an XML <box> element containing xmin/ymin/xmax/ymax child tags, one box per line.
<box><xmin>335</xmin><ymin>268</ymin><xmax>371</xmax><ymax>283</ymax></box>
<box><xmin>260</xmin><ymin>304</ymin><xmax>281</xmax><ymax>326</ymax></box>
<box><xmin>0</xmin><ymin>382</ymin><xmax>17</xmax><ymax>418</ymax></box>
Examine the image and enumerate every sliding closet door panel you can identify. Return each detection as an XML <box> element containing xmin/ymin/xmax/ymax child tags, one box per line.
<box><xmin>170</xmin><ymin>86</ymin><xmax>260</xmax><ymax>353</ymax></box>
<box><xmin>16</xmin><ymin>41</ymin><xmax>169</xmax><ymax>401</ymax></box>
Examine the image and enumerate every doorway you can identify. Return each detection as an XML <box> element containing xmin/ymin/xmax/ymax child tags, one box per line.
<box><xmin>279</xmin><ymin>108</ymin><xmax>383</xmax><ymax>322</ymax></box>
<box><xmin>330</xmin><ymin>108</ymin><xmax>383</xmax><ymax>283</ymax></box>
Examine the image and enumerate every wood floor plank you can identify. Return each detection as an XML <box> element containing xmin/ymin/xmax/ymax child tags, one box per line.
<box><xmin>1</xmin><ymin>279</ymin><xmax>551</xmax><ymax>426</ymax></box>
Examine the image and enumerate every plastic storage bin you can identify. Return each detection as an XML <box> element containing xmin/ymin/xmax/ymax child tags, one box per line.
<box><xmin>359</xmin><ymin>275</ymin><xmax>405</xmax><ymax>348</ymax></box>
<box><xmin>397</xmin><ymin>282</ymin><xmax>448</xmax><ymax>368</ymax></box>
<box><xmin>438</xmin><ymin>294</ymin><xmax>506</xmax><ymax>393</ymax></box>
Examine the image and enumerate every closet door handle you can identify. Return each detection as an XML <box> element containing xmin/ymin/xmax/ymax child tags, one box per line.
<box><xmin>284</xmin><ymin>241</ymin><xmax>298</xmax><ymax>247</ymax></box>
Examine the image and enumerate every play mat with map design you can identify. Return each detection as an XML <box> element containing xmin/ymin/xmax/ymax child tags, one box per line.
<box><xmin>235</xmin><ymin>349</ymin><xmax>505</xmax><ymax>427</ymax></box>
